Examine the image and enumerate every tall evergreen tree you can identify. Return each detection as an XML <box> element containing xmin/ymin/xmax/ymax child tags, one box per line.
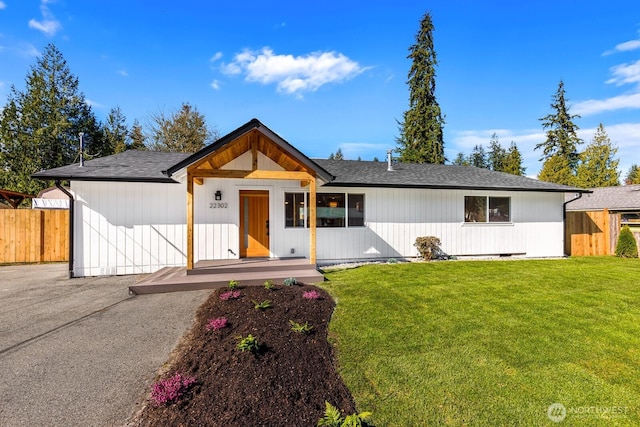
<box><xmin>470</xmin><ymin>144</ymin><xmax>487</xmax><ymax>168</ymax></box>
<box><xmin>452</xmin><ymin>152</ymin><xmax>470</xmax><ymax>166</ymax></box>
<box><xmin>0</xmin><ymin>43</ymin><xmax>100</xmax><ymax>195</ymax></box>
<box><xmin>487</xmin><ymin>133</ymin><xmax>507</xmax><ymax>172</ymax></box>
<box><xmin>103</xmin><ymin>106</ymin><xmax>129</xmax><ymax>154</ymax></box>
<box><xmin>535</xmin><ymin>80</ymin><xmax>583</xmax><ymax>185</ymax></box>
<box><xmin>127</xmin><ymin>119</ymin><xmax>147</xmax><ymax>150</ymax></box>
<box><xmin>502</xmin><ymin>142</ymin><xmax>526</xmax><ymax>176</ymax></box>
<box><xmin>396</xmin><ymin>11</ymin><xmax>445</xmax><ymax>164</ymax></box>
<box><xmin>625</xmin><ymin>164</ymin><xmax>640</xmax><ymax>185</ymax></box>
<box><xmin>147</xmin><ymin>103</ymin><xmax>216</xmax><ymax>153</ymax></box>
<box><xmin>575</xmin><ymin>123</ymin><xmax>619</xmax><ymax>188</ymax></box>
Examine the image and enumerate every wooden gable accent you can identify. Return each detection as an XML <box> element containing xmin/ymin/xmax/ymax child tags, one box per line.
<box><xmin>185</xmin><ymin>127</ymin><xmax>317</xmax><ymax>269</ymax></box>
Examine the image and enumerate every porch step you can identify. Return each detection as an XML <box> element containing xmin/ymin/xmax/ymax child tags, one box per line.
<box><xmin>188</xmin><ymin>257</ymin><xmax>312</xmax><ymax>276</ymax></box>
<box><xmin>129</xmin><ymin>261</ymin><xmax>324</xmax><ymax>295</ymax></box>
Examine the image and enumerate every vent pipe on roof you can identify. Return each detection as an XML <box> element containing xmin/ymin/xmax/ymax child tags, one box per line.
<box><xmin>79</xmin><ymin>132</ymin><xmax>85</xmax><ymax>167</ymax></box>
<box><xmin>387</xmin><ymin>149</ymin><xmax>393</xmax><ymax>171</ymax></box>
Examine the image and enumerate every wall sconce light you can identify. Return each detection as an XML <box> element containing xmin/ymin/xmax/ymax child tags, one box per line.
<box><xmin>215</xmin><ymin>190</ymin><xmax>222</xmax><ymax>201</ymax></box>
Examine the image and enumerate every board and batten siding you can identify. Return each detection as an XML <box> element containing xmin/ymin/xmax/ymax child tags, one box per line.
<box><xmin>311</xmin><ymin>187</ymin><xmax>565</xmax><ymax>262</ymax></box>
<box><xmin>72</xmin><ymin>175</ymin><xmax>565</xmax><ymax>276</ymax></box>
<box><xmin>72</xmin><ymin>181</ymin><xmax>187</xmax><ymax>276</ymax></box>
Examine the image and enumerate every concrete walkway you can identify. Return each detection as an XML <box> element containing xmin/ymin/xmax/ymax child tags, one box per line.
<box><xmin>0</xmin><ymin>264</ymin><xmax>209</xmax><ymax>427</ymax></box>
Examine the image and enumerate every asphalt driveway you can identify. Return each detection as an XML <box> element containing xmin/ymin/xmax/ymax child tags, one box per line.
<box><xmin>0</xmin><ymin>263</ymin><xmax>209</xmax><ymax>427</ymax></box>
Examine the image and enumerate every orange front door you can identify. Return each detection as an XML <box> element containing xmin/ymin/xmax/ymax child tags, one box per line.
<box><xmin>239</xmin><ymin>190</ymin><xmax>270</xmax><ymax>258</ymax></box>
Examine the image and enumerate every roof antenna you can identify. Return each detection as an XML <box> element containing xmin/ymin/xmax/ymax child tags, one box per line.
<box><xmin>79</xmin><ymin>132</ymin><xmax>85</xmax><ymax>167</ymax></box>
<box><xmin>387</xmin><ymin>149</ymin><xmax>394</xmax><ymax>171</ymax></box>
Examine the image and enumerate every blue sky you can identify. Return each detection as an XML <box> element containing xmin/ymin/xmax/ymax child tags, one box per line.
<box><xmin>2</xmin><ymin>1</ymin><xmax>640</xmax><ymax>179</ymax></box>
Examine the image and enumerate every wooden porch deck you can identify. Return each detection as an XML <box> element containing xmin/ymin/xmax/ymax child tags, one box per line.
<box><xmin>128</xmin><ymin>258</ymin><xmax>325</xmax><ymax>295</ymax></box>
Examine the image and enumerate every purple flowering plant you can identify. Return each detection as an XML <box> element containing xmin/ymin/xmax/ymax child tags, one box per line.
<box><xmin>205</xmin><ymin>317</ymin><xmax>228</xmax><ymax>331</ymax></box>
<box><xmin>219</xmin><ymin>290</ymin><xmax>241</xmax><ymax>301</ymax></box>
<box><xmin>150</xmin><ymin>372</ymin><xmax>197</xmax><ymax>406</ymax></box>
<box><xmin>302</xmin><ymin>290</ymin><xmax>321</xmax><ymax>300</ymax></box>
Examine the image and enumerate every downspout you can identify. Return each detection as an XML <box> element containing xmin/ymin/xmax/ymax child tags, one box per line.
<box><xmin>562</xmin><ymin>192</ymin><xmax>583</xmax><ymax>257</ymax></box>
<box><xmin>55</xmin><ymin>180</ymin><xmax>74</xmax><ymax>278</ymax></box>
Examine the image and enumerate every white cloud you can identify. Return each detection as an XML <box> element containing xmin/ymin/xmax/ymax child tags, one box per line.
<box><xmin>220</xmin><ymin>47</ymin><xmax>367</xmax><ymax>97</ymax></box>
<box><xmin>606</xmin><ymin>59</ymin><xmax>640</xmax><ymax>86</ymax></box>
<box><xmin>210</xmin><ymin>52</ymin><xmax>223</xmax><ymax>62</ymax></box>
<box><xmin>117</xmin><ymin>69</ymin><xmax>128</xmax><ymax>77</ymax></box>
<box><xmin>0</xmin><ymin>2</ymin><xmax>7</xmax><ymax>10</ymax></box>
<box><xmin>574</xmin><ymin>92</ymin><xmax>640</xmax><ymax>116</ymax></box>
<box><xmin>29</xmin><ymin>3</ymin><xmax>62</xmax><ymax>36</ymax></box>
<box><xmin>210</xmin><ymin>79</ymin><xmax>221</xmax><ymax>90</ymax></box>
<box><xmin>603</xmin><ymin>39</ymin><xmax>640</xmax><ymax>56</ymax></box>
<box><xmin>85</xmin><ymin>98</ymin><xmax>105</xmax><ymax>109</ymax></box>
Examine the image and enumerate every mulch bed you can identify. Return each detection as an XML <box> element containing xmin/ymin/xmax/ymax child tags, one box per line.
<box><xmin>132</xmin><ymin>284</ymin><xmax>357</xmax><ymax>426</ymax></box>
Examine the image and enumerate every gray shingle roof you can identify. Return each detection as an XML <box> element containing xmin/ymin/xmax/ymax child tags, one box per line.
<box><xmin>32</xmin><ymin>150</ymin><xmax>587</xmax><ymax>193</ymax></box>
<box><xmin>565</xmin><ymin>185</ymin><xmax>640</xmax><ymax>211</ymax></box>
<box><xmin>32</xmin><ymin>150</ymin><xmax>190</xmax><ymax>183</ymax></box>
<box><xmin>315</xmin><ymin>159</ymin><xmax>585</xmax><ymax>193</ymax></box>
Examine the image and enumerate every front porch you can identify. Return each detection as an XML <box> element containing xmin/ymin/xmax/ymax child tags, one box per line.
<box><xmin>128</xmin><ymin>257</ymin><xmax>325</xmax><ymax>295</ymax></box>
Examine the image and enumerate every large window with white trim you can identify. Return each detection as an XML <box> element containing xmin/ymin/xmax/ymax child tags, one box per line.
<box><xmin>283</xmin><ymin>192</ymin><xmax>365</xmax><ymax>228</ymax></box>
<box><xmin>464</xmin><ymin>196</ymin><xmax>511</xmax><ymax>223</ymax></box>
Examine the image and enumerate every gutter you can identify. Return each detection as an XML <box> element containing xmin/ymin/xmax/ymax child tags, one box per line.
<box><xmin>55</xmin><ymin>180</ymin><xmax>74</xmax><ymax>278</ymax></box>
<box><xmin>562</xmin><ymin>192</ymin><xmax>584</xmax><ymax>257</ymax></box>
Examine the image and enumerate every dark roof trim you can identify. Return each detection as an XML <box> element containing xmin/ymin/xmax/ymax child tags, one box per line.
<box><xmin>31</xmin><ymin>171</ymin><xmax>179</xmax><ymax>184</ymax></box>
<box><xmin>165</xmin><ymin>118</ymin><xmax>334</xmax><ymax>182</ymax></box>
<box><xmin>321</xmin><ymin>182</ymin><xmax>592</xmax><ymax>193</ymax></box>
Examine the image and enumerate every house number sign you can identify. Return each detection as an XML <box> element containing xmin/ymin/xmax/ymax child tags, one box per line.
<box><xmin>209</xmin><ymin>202</ymin><xmax>228</xmax><ymax>209</ymax></box>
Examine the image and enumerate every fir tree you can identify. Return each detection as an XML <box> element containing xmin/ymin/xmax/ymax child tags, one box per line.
<box><xmin>470</xmin><ymin>145</ymin><xmax>487</xmax><ymax>169</ymax></box>
<box><xmin>575</xmin><ymin>123</ymin><xmax>619</xmax><ymax>188</ymax></box>
<box><xmin>615</xmin><ymin>225</ymin><xmax>638</xmax><ymax>258</ymax></box>
<box><xmin>624</xmin><ymin>164</ymin><xmax>640</xmax><ymax>185</ymax></box>
<box><xmin>334</xmin><ymin>148</ymin><xmax>344</xmax><ymax>160</ymax></box>
<box><xmin>103</xmin><ymin>106</ymin><xmax>129</xmax><ymax>154</ymax></box>
<box><xmin>127</xmin><ymin>119</ymin><xmax>147</xmax><ymax>150</ymax></box>
<box><xmin>502</xmin><ymin>142</ymin><xmax>526</xmax><ymax>176</ymax></box>
<box><xmin>148</xmin><ymin>103</ymin><xmax>216</xmax><ymax>153</ymax></box>
<box><xmin>396</xmin><ymin>11</ymin><xmax>445</xmax><ymax>164</ymax></box>
<box><xmin>453</xmin><ymin>152</ymin><xmax>469</xmax><ymax>166</ymax></box>
<box><xmin>487</xmin><ymin>133</ymin><xmax>507</xmax><ymax>172</ymax></box>
<box><xmin>0</xmin><ymin>43</ymin><xmax>101</xmax><ymax>195</ymax></box>
<box><xmin>536</xmin><ymin>80</ymin><xmax>583</xmax><ymax>185</ymax></box>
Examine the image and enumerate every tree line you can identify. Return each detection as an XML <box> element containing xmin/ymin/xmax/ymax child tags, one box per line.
<box><xmin>0</xmin><ymin>44</ymin><xmax>218</xmax><ymax>197</ymax></box>
<box><xmin>395</xmin><ymin>12</ymin><xmax>639</xmax><ymax>186</ymax></box>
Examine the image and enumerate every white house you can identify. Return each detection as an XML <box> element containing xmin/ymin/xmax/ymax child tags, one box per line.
<box><xmin>34</xmin><ymin>119</ymin><xmax>586</xmax><ymax>277</ymax></box>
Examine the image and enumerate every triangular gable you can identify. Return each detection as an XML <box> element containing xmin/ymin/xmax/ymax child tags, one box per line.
<box><xmin>165</xmin><ymin>118</ymin><xmax>333</xmax><ymax>183</ymax></box>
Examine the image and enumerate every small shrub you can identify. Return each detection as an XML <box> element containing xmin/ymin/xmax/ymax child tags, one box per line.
<box><xmin>150</xmin><ymin>372</ymin><xmax>196</xmax><ymax>406</ymax></box>
<box><xmin>317</xmin><ymin>401</ymin><xmax>372</xmax><ymax>427</ymax></box>
<box><xmin>283</xmin><ymin>277</ymin><xmax>297</xmax><ymax>286</ymax></box>
<box><xmin>414</xmin><ymin>236</ymin><xmax>442</xmax><ymax>260</ymax></box>
<box><xmin>290</xmin><ymin>320</ymin><xmax>314</xmax><ymax>334</ymax></box>
<box><xmin>219</xmin><ymin>290</ymin><xmax>241</xmax><ymax>301</ymax></box>
<box><xmin>263</xmin><ymin>279</ymin><xmax>275</xmax><ymax>290</ymax></box>
<box><xmin>252</xmin><ymin>300</ymin><xmax>272</xmax><ymax>310</ymax></box>
<box><xmin>205</xmin><ymin>317</ymin><xmax>228</xmax><ymax>331</ymax></box>
<box><xmin>387</xmin><ymin>258</ymin><xmax>398</xmax><ymax>264</ymax></box>
<box><xmin>228</xmin><ymin>280</ymin><xmax>239</xmax><ymax>289</ymax></box>
<box><xmin>236</xmin><ymin>334</ymin><xmax>260</xmax><ymax>353</ymax></box>
<box><xmin>302</xmin><ymin>290</ymin><xmax>321</xmax><ymax>300</ymax></box>
<box><xmin>615</xmin><ymin>225</ymin><xmax>639</xmax><ymax>258</ymax></box>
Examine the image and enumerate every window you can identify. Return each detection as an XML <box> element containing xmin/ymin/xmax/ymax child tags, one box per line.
<box><xmin>315</xmin><ymin>193</ymin><xmax>346</xmax><ymax>227</ymax></box>
<box><xmin>465</xmin><ymin>196</ymin><xmax>510</xmax><ymax>223</ymax></box>
<box><xmin>284</xmin><ymin>192</ymin><xmax>365</xmax><ymax>228</ymax></box>
<box><xmin>284</xmin><ymin>192</ymin><xmax>306</xmax><ymax>228</ymax></box>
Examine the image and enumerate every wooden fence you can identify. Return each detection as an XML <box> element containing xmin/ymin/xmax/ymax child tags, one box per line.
<box><xmin>564</xmin><ymin>209</ymin><xmax>640</xmax><ymax>256</ymax></box>
<box><xmin>0</xmin><ymin>209</ymin><xmax>69</xmax><ymax>263</ymax></box>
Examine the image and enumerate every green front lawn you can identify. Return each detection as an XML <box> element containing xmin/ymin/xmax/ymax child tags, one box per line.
<box><xmin>323</xmin><ymin>258</ymin><xmax>640</xmax><ymax>426</ymax></box>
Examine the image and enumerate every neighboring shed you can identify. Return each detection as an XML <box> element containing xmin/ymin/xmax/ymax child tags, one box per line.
<box><xmin>32</xmin><ymin>186</ymin><xmax>71</xmax><ymax>209</ymax></box>
<box><xmin>565</xmin><ymin>185</ymin><xmax>640</xmax><ymax>255</ymax></box>
<box><xmin>33</xmin><ymin>118</ymin><xmax>586</xmax><ymax>277</ymax></box>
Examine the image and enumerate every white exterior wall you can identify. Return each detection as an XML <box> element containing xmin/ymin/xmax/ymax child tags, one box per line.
<box><xmin>71</xmin><ymin>180</ymin><xmax>187</xmax><ymax>277</ymax></box>
<box><xmin>72</xmin><ymin>167</ymin><xmax>566</xmax><ymax>276</ymax></box>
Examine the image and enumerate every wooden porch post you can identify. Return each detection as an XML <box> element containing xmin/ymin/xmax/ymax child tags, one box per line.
<box><xmin>187</xmin><ymin>171</ymin><xmax>194</xmax><ymax>270</ymax></box>
<box><xmin>309</xmin><ymin>177</ymin><xmax>317</xmax><ymax>264</ymax></box>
